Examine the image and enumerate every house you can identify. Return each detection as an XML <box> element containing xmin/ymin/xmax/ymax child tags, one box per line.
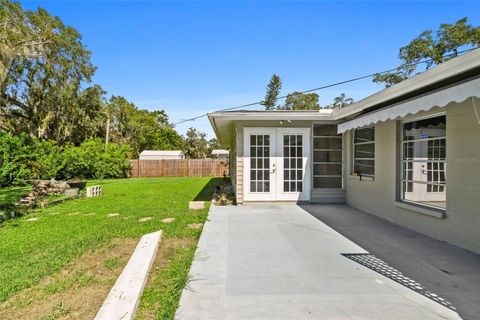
<box><xmin>139</xmin><ymin>150</ymin><xmax>185</xmax><ymax>160</ymax></box>
<box><xmin>210</xmin><ymin>149</ymin><xmax>230</xmax><ymax>160</ymax></box>
<box><xmin>208</xmin><ymin>48</ymin><xmax>480</xmax><ymax>254</ymax></box>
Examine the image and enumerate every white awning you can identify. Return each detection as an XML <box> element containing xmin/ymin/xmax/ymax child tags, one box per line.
<box><xmin>337</xmin><ymin>77</ymin><xmax>480</xmax><ymax>133</ymax></box>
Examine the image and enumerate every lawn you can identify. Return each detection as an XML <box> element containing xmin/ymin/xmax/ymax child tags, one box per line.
<box><xmin>0</xmin><ymin>185</ymin><xmax>31</xmax><ymax>215</ymax></box>
<box><xmin>0</xmin><ymin>177</ymin><xmax>222</xmax><ymax>319</ymax></box>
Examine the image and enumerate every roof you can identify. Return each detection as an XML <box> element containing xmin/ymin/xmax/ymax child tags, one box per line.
<box><xmin>211</xmin><ymin>149</ymin><xmax>229</xmax><ymax>155</ymax></box>
<box><xmin>139</xmin><ymin>150</ymin><xmax>184</xmax><ymax>156</ymax></box>
<box><xmin>208</xmin><ymin>109</ymin><xmax>334</xmax><ymax>146</ymax></box>
<box><xmin>208</xmin><ymin>48</ymin><xmax>480</xmax><ymax>146</ymax></box>
<box><xmin>333</xmin><ymin>48</ymin><xmax>480</xmax><ymax>120</ymax></box>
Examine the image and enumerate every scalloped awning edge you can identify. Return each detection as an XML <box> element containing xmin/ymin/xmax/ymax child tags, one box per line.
<box><xmin>338</xmin><ymin>77</ymin><xmax>480</xmax><ymax>133</ymax></box>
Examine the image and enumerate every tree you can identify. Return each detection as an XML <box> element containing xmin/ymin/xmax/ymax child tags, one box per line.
<box><xmin>261</xmin><ymin>74</ymin><xmax>282</xmax><ymax>110</ymax></box>
<box><xmin>183</xmin><ymin>128</ymin><xmax>209</xmax><ymax>159</ymax></box>
<box><xmin>0</xmin><ymin>1</ymin><xmax>52</xmax><ymax>85</ymax></box>
<box><xmin>327</xmin><ymin>93</ymin><xmax>354</xmax><ymax>109</ymax></box>
<box><xmin>106</xmin><ymin>96</ymin><xmax>183</xmax><ymax>157</ymax></box>
<box><xmin>282</xmin><ymin>92</ymin><xmax>320</xmax><ymax>110</ymax></box>
<box><xmin>207</xmin><ymin>137</ymin><xmax>222</xmax><ymax>157</ymax></box>
<box><xmin>1</xmin><ymin>0</ymin><xmax>103</xmax><ymax>143</ymax></box>
<box><xmin>373</xmin><ymin>17</ymin><xmax>480</xmax><ymax>87</ymax></box>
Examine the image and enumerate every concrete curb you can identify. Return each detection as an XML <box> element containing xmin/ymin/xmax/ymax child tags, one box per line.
<box><xmin>95</xmin><ymin>230</ymin><xmax>163</xmax><ymax>320</ymax></box>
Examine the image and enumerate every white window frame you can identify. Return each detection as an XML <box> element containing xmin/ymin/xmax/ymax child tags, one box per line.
<box><xmin>352</xmin><ymin>126</ymin><xmax>375</xmax><ymax>177</ymax></box>
<box><xmin>400</xmin><ymin>112</ymin><xmax>446</xmax><ymax>211</ymax></box>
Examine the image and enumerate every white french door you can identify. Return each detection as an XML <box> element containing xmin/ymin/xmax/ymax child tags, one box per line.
<box><xmin>243</xmin><ymin>128</ymin><xmax>310</xmax><ymax>202</ymax></box>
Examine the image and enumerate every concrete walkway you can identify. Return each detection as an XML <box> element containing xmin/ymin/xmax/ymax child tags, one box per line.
<box><xmin>176</xmin><ymin>205</ymin><xmax>461</xmax><ymax>320</ymax></box>
<box><xmin>302</xmin><ymin>204</ymin><xmax>480</xmax><ymax>320</ymax></box>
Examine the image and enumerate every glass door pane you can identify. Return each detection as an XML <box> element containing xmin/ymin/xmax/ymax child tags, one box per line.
<box><xmin>282</xmin><ymin>134</ymin><xmax>303</xmax><ymax>192</ymax></box>
<box><xmin>249</xmin><ymin>134</ymin><xmax>270</xmax><ymax>193</ymax></box>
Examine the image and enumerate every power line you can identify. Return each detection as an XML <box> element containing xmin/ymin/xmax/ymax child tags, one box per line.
<box><xmin>173</xmin><ymin>48</ymin><xmax>476</xmax><ymax>126</ymax></box>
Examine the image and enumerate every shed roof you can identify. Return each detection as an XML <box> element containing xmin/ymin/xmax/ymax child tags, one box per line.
<box><xmin>211</xmin><ymin>149</ymin><xmax>230</xmax><ymax>155</ymax></box>
<box><xmin>139</xmin><ymin>150</ymin><xmax>184</xmax><ymax>156</ymax></box>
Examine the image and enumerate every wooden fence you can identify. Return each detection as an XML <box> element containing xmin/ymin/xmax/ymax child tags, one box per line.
<box><xmin>129</xmin><ymin>159</ymin><xmax>229</xmax><ymax>178</ymax></box>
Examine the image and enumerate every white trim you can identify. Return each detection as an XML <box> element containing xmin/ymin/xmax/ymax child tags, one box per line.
<box><xmin>243</xmin><ymin>127</ymin><xmax>311</xmax><ymax>202</ymax></box>
<box><xmin>243</xmin><ymin>128</ymin><xmax>277</xmax><ymax>201</ymax></box>
<box><xmin>337</xmin><ymin>77</ymin><xmax>480</xmax><ymax>133</ymax></box>
<box><xmin>399</xmin><ymin>114</ymin><xmax>447</xmax><ymax>210</ymax></box>
<box><xmin>394</xmin><ymin>201</ymin><xmax>446</xmax><ymax>219</ymax></box>
<box><xmin>276</xmin><ymin>128</ymin><xmax>311</xmax><ymax>201</ymax></box>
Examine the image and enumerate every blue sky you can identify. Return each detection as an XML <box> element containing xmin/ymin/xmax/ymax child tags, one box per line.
<box><xmin>21</xmin><ymin>1</ymin><xmax>480</xmax><ymax>138</ymax></box>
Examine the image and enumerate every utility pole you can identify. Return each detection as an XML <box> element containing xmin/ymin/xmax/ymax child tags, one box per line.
<box><xmin>105</xmin><ymin>116</ymin><xmax>110</xmax><ymax>148</ymax></box>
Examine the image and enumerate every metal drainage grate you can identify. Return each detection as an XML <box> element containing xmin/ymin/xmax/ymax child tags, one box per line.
<box><xmin>342</xmin><ymin>253</ymin><xmax>456</xmax><ymax>311</ymax></box>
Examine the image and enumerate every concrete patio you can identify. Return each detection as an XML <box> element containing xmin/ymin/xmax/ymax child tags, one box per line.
<box><xmin>302</xmin><ymin>204</ymin><xmax>480</xmax><ymax>320</ymax></box>
<box><xmin>176</xmin><ymin>204</ymin><xmax>461</xmax><ymax>319</ymax></box>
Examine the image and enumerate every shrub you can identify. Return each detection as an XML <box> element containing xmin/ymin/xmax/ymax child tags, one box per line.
<box><xmin>30</xmin><ymin>140</ymin><xmax>67</xmax><ymax>180</ymax></box>
<box><xmin>0</xmin><ymin>133</ymin><xmax>131</xmax><ymax>187</ymax></box>
<box><xmin>60</xmin><ymin>139</ymin><xmax>131</xmax><ymax>180</ymax></box>
<box><xmin>0</xmin><ymin>133</ymin><xmax>34</xmax><ymax>187</ymax></box>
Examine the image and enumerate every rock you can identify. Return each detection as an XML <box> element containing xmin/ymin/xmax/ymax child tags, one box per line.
<box><xmin>20</xmin><ymin>179</ymin><xmax>71</xmax><ymax>207</ymax></box>
<box><xmin>161</xmin><ymin>217</ymin><xmax>175</xmax><ymax>223</ymax></box>
<box><xmin>64</xmin><ymin>188</ymin><xmax>79</xmax><ymax>197</ymax></box>
<box><xmin>188</xmin><ymin>201</ymin><xmax>205</xmax><ymax>210</ymax></box>
<box><xmin>66</xmin><ymin>180</ymin><xmax>86</xmax><ymax>190</ymax></box>
<box><xmin>138</xmin><ymin>217</ymin><xmax>152</xmax><ymax>222</ymax></box>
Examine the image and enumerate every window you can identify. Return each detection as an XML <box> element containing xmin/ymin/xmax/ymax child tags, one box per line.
<box><xmin>283</xmin><ymin>135</ymin><xmax>303</xmax><ymax>192</ymax></box>
<box><xmin>313</xmin><ymin>125</ymin><xmax>343</xmax><ymax>188</ymax></box>
<box><xmin>352</xmin><ymin>127</ymin><xmax>375</xmax><ymax>176</ymax></box>
<box><xmin>249</xmin><ymin>135</ymin><xmax>270</xmax><ymax>193</ymax></box>
<box><xmin>401</xmin><ymin>115</ymin><xmax>446</xmax><ymax>209</ymax></box>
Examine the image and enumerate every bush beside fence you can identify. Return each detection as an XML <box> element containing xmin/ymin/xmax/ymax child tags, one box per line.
<box><xmin>129</xmin><ymin>159</ymin><xmax>229</xmax><ymax>178</ymax></box>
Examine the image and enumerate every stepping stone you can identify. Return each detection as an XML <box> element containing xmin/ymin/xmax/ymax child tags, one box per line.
<box><xmin>189</xmin><ymin>201</ymin><xmax>205</xmax><ymax>210</ymax></box>
<box><xmin>187</xmin><ymin>223</ymin><xmax>203</xmax><ymax>229</ymax></box>
<box><xmin>108</xmin><ymin>213</ymin><xmax>120</xmax><ymax>217</ymax></box>
<box><xmin>85</xmin><ymin>212</ymin><xmax>96</xmax><ymax>216</ymax></box>
<box><xmin>161</xmin><ymin>217</ymin><xmax>175</xmax><ymax>223</ymax></box>
<box><xmin>26</xmin><ymin>217</ymin><xmax>38</xmax><ymax>222</ymax></box>
<box><xmin>138</xmin><ymin>217</ymin><xmax>152</xmax><ymax>222</ymax></box>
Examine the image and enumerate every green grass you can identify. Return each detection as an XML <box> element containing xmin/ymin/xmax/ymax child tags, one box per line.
<box><xmin>0</xmin><ymin>185</ymin><xmax>31</xmax><ymax>208</ymax></box>
<box><xmin>0</xmin><ymin>177</ymin><xmax>222</xmax><ymax>318</ymax></box>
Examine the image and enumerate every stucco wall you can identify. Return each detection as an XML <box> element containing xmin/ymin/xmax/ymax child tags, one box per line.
<box><xmin>345</xmin><ymin>98</ymin><xmax>480</xmax><ymax>254</ymax></box>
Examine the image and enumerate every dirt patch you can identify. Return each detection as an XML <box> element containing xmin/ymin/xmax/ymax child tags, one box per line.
<box><xmin>0</xmin><ymin>238</ymin><xmax>138</xmax><ymax>320</ymax></box>
<box><xmin>161</xmin><ymin>217</ymin><xmax>175</xmax><ymax>223</ymax></box>
<box><xmin>139</xmin><ymin>217</ymin><xmax>152</xmax><ymax>222</ymax></box>
<box><xmin>187</xmin><ymin>223</ymin><xmax>203</xmax><ymax>229</ymax></box>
